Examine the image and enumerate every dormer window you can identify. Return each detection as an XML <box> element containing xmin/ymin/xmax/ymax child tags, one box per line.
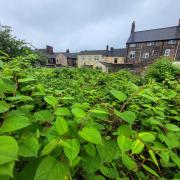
<box><xmin>147</xmin><ymin>42</ymin><xmax>155</xmax><ymax>46</ymax></box>
<box><xmin>129</xmin><ymin>44</ymin><xmax>136</xmax><ymax>47</ymax></box>
<box><xmin>168</xmin><ymin>40</ymin><xmax>176</xmax><ymax>44</ymax></box>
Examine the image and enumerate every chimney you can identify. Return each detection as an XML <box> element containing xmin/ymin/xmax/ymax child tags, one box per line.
<box><xmin>66</xmin><ymin>49</ymin><xmax>70</xmax><ymax>53</ymax></box>
<box><xmin>110</xmin><ymin>47</ymin><xmax>114</xmax><ymax>51</ymax></box>
<box><xmin>131</xmin><ymin>21</ymin><xmax>135</xmax><ymax>34</ymax></box>
<box><xmin>46</xmin><ymin>45</ymin><xmax>53</xmax><ymax>54</ymax></box>
<box><xmin>106</xmin><ymin>45</ymin><xmax>109</xmax><ymax>51</ymax></box>
<box><xmin>178</xmin><ymin>19</ymin><xmax>180</xmax><ymax>26</ymax></box>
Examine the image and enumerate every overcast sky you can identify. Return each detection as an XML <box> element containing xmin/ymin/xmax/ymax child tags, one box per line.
<box><xmin>0</xmin><ymin>0</ymin><xmax>179</xmax><ymax>52</ymax></box>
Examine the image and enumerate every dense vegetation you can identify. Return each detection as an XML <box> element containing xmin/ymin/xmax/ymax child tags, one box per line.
<box><xmin>0</xmin><ymin>51</ymin><xmax>179</xmax><ymax>180</ymax></box>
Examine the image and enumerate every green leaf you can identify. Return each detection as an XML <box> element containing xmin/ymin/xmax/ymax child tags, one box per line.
<box><xmin>84</xmin><ymin>143</ymin><xmax>96</xmax><ymax>157</ymax></box>
<box><xmin>139</xmin><ymin>132</ymin><xmax>156</xmax><ymax>142</ymax></box>
<box><xmin>132</xmin><ymin>139</ymin><xmax>144</xmax><ymax>154</ymax></box>
<box><xmin>142</xmin><ymin>165</ymin><xmax>159</xmax><ymax>177</ymax></box>
<box><xmin>97</xmin><ymin>140</ymin><xmax>118</xmax><ymax>162</ymax></box>
<box><xmin>170</xmin><ymin>151</ymin><xmax>180</xmax><ymax>168</ymax></box>
<box><xmin>0</xmin><ymin>136</ymin><xmax>18</xmax><ymax>165</ymax></box>
<box><xmin>19</xmin><ymin>137</ymin><xmax>39</xmax><ymax>157</ymax></box>
<box><xmin>110</xmin><ymin>90</ymin><xmax>127</xmax><ymax>102</ymax></box>
<box><xmin>54</xmin><ymin>107</ymin><xmax>71</xmax><ymax>116</ymax></box>
<box><xmin>0</xmin><ymin>110</ymin><xmax>31</xmax><ymax>132</ymax></box>
<box><xmin>165</xmin><ymin>124</ymin><xmax>180</xmax><ymax>132</ymax></box>
<box><xmin>117</xmin><ymin>111</ymin><xmax>136</xmax><ymax>125</ymax></box>
<box><xmin>0</xmin><ymin>161</ymin><xmax>15</xmax><ymax>177</ymax></box>
<box><xmin>34</xmin><ymin>110</ymin><xmax>54</xmax><ymax>122</ymax></box>
<box><xmin>34</xmin><ymin>156</ymin><xmax>69</xmax><ymax>180</ymax></box>
<box><xmin>71</xmin><ymin>107</ymin><xmax>86</xmax><ymax>118</ymax></box>
<box><xmin>0</xmin><ymin>101</ymin><xmax>9</xmax><ymax>113</ymax></box>
<box><xmin>55</xmin><ymin>117</ymin><xmax>69</xmax><ymax>135</ymax></box>
<box><xmin>44</xmin><ymin>96</ymin><xmax>58</xmax><ymax>107</ymax></box>
<box><xmin>6</xmin><ymin>95</ymin><xmax>32</xmax><ymax>102</ymax></box>
<box><xmin>148</xmin><ymin>150</ymin><xmax>158</xmax><ymax>167</ymax></box>
<box><xmin>90</xmin><ymin>109</ymin><xmax>108</xmax><ymax>120</ymax></box>
<box><xmin>63</xmin><ymin>139</ymin><xmax>80</xmax><ymax>161</ymax></box>
<box><xmin>41</xmin><ymin>139</ymin><xmax>59</xmax><ymax>156</ymax></box>
<box><xmin>99</xmin><ymin>165</ymin><xmax>119</xmax><ymax>179</ymax></box>
<box><xmin>79</xmin><ymin>127</ymin><xmax>102</xmax><ymax>145</ymax></box>
<box><xmin>117</xmin><ymin>135</ymin><xmax>133</xmax><ymax>152</ymax></box>
<box><xmin>121</xmin><ymin>153</ymin><xmax>137</xmax><ymax>171</ymax></box>
<box><xmin>117</xmin><ymin>125</ymin><xmax>133</xmax><ymax>137</ymax></box>
<box><xmin>18</xmin><ymin>77</ymin><xmax>35</xmax><ymax>83</ymax></box>
<box><xmin>0</xmin><ymin>60</ymin><xmax>4</xmax><ymax>68</ymax></box>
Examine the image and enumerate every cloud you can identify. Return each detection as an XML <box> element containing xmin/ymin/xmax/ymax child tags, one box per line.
<box><xmin>0</xmin><ymin>0</ymin><xmax>179</xmax><ymax>52</ymax></box>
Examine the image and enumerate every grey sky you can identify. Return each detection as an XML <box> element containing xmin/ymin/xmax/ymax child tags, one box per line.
<box><xmin>0</xmin><ymin>0</ymin><xmax>179</xmax><ymax>52</ymax></box>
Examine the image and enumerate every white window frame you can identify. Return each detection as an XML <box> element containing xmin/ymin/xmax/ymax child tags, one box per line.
<box><xmin>142</xmin><ymin>52</ymin><xmax>150</xmax><ymax>59</ymax></box>
<box><xmin>129</xmin><ymin>51</ymin><xmax>136</xmax><ymax>58</ymax></box>
<box><xmin>147</xmin><ymin>42</ymin><xmax>155</xmax><ymax>46</ymax></box>
<box><xmin>164</xmin><ymin>49</ymin><xmax>171</xmax><ymax>56</ymax></box>
<box><xmin>168</xmin><ymin>40</ymin><xmax>176</xmax><ymax>45</ymax></box>
<box><xmin>129</xmin><ymin>44</ymin><xmax>136</xmax><ymax>48</ymax></box>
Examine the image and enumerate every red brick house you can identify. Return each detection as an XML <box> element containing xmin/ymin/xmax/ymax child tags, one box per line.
<box><xmin>126</xmin><ymin>19</ymin><xmax>180</xmax><ymax>64</ymax></box>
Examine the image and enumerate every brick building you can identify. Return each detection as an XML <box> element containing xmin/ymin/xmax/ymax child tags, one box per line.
<box><xmin>126</xmin><ymin>19</ymin><xmax>180</xmax><ymax>64</ymax></box>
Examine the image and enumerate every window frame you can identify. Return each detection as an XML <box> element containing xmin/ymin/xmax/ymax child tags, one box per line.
<box><xmin>168</xmin><ymin>40</ymin><xmax>176</xmax><ymax>45</ymax></box>
<box><xmin>142</xmin><ymin>52</ymin><xmax>150</xmax><ymax>59</ymax></box>
<box><xmin>147</xmin><ymin>42</ymin><xmax>155</xmax><ymax>46</ymax></box>
<box><xmin>129</xmin><ymin>51</ymin><xmax>136</xmax><ymax>59</ymax></box>
<box><xmin>164</xmin><ymin>49</ymin><xmax>171</xmax><ymax>56</ymax></box>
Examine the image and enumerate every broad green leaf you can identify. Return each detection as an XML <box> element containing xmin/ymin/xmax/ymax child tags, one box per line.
<box><xmin>18</xmin><ymin>77</ymin><xmax>35</xmax><ymax>83</ymax></box>
<box><xmin>79</xmin><ymin>127</ymin><xmax>102</xmax><ymax>145</ymax></box>
<box><xmin>117</xmin><ymin>135</ymin><xmax>133</xmax><ymax>152</ymax></box>
<box><xmin>6</xmin><ymin>95</ymin><xmax>32</xmax><ymax>102</ymax></box>
<box><xmin>117</xmin><ymin>111</ymin><xmax>136</xmax><ymax>125</ymax></box>
<box><xmin>34</xmin><ymin>156</ymin><xmax>69</xmax><ymax>180</ymax></box>
<box><xmin>117</xmin><ymin>125</ymin><xmax>133</xmax><ymax>137</ymax></box>
<box><xmin>160</xmin><ymin>151</ymin><xmax>169</xmax><ymax>165</ymax></box>
<box><xmin>165</xmin><ymin>124</ymin><xmax>180</xmax><ymax>132</ymax></box>
<box><xmin>44</xmin><ymin>96</ymin><xmax>58</xmax><ymax>107</ymax></box>
<box><xmin>90</xmin><ymin>109</ymin><xmax>108</xmax><ymax>120</ymax></box>
<box><xmin>0</xmin><ymin>101</ymin><xmax>9</xmax><ymax>113</ymax></box>
<box><xmin>41</xmin><ymin>139</ymin><xmax>59</xmax><ymax>156</ymax></box>
<box><xmin>55</xmin><ymin>117</ymin><xmax>69</xmax><ymax>135</ymax></box>
<box><xmin>54</xmin><ymin>107</ymin><xmax>71</xmax><ymax>116</ymax></box>
<box><xmin>63</xmin><ymin>139</ymin><xmax>80</xmax><ymax>161</ymax></box>
<box><xmin>148</xmin><ymin>150</ymin><xmax>158</xmax><ymax>166</ymax></box>
<box><xmin>84</xmin><ymin>143</ymin><xmax>96</xmax><ymax>157</ymax></box>
<box><xmin>170</xmin><ymin>151</ymin><xmax>180</xmax><ymax>168</ymax></box>
<box><xmin>139</xmin><ymin>132</ymin><xmax>156</xmax><ymax>142</ymax></box>
<box><xmin>99</xmin><ymin>165</ymin><xmax>119</xmax><ymax>179</ymax></box>
<box><xmin>0</xmin><ymin>161</ymin><xmax>15</xmax><ymax>177</ymax></box>
<box><xmin>132</xmin><ymin>139</ymin><xmax>144</xmax><ymax>154</ymax></box>
<box><xmin>0</xmin><ymin>111</ymin><xmax>31</xmax><ymax>132</ymax></box>
<box><xmin>97</xmin><ymin>140</ymin><xmax>118</xmax><ymax>162</ymax></box>
<box><xmin>142</xmin><ymin>165</ymin><xmax>159</xmax><ymax>177</ymax></box>
<box><xmin>121</xmin><ymin>153</ymin><xmax>137</xmax><ymax>171</ymax></box>
<box><xmin>71</xmin><ymin>108</ymin><xmax>86</xmax><ymax>118</ymax></box>
<box><xmin>0</xmin><ymin>60</ymin><xmax>4</xmax><ymax>68</ymax></box>
<box><xmin>0</xmin><ymin>136</ymin><xmax>18</xmax><ymax>165</ymax></box>
<box><xmin>19</xmin><ymin>137</ymin><xmax>39</xmax><ymax>157</ymax></box>
<box><xmin>34</xmin><ymin>110</ymin><xmax>54</xmax><ymax>122</ymax></box>
<box><xmin>110</xmin><ymin>90</ymin><xmax>127</xmax><ymax>102</ymax></box>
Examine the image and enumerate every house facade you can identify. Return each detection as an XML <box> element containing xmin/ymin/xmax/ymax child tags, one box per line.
<box><xmin>126</xmin><ymin>20</ymin><xmax>180</xmax><ymax>64</ymax></box>
<box><xmin>56</xmin><ymin>49</ymin><xmax>77</xmax><ymax>67</ymax></box>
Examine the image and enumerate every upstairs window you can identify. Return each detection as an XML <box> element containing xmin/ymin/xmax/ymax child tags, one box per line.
<box><xmin>142</xmin><ymin>52</ymin><xmax>149</xmax><ymax>59</ymax></box>
<box><xmin>129</xmin><ymin>51</ymin><xmax>136</xmax><ymax>58</ymax></box>
<box><xmin>114</xmin><ymin>58</ymin><xmax>118</xmax><ymax>63</ymax></box>
<box><xmin>164</xmin><ymin>49</ymin><xmax>171</xmax><ymax>56</ymax></box>
<box><xmin>147</xmin><ymin>42</ymin><xmax>155</xmax><ymax>46</ymax></box>
<box><xmin>168</xmin><ymin>40</ymin><xmax>176</xmax><ymax>45</ymax></box>
<box><xmin>94</xmin><ymin>56</ymin><xmax>99</xmax><ymax>61</ymax></box>
<box><xmin>129</xmin><ymin>44</ymin><xmax>136</xmax><ymax>47</ymax></box>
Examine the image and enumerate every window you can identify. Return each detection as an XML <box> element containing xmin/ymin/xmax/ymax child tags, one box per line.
<box><xmin>129</xmin><ymin>51</ymin><xmax>135</xmax><ymax>58</ymax></box>
<box><xmin>168</xmin><ymin>40</ymin><xmax>176</xmax><ymax>45</ymax></box>
<box><xmin>147</xmin><ymin>42</ymin><xmax>155</xmax><ymax>46</ymax></box>
<box><xmin>114</xmin><ymin>58</ymin><xmax>118</xmax><ymax>63</ymax></box>
<box><xmin>142</xmin><ymin>52</ymin><xmax>149</xmax><ymax>59</ymax></box>
<box><xmin>94</xmin><ymin>56</ymin><xmax>99</xmax><ymax>61</ymax></box>
<box><xmin>164</xmin><ymin>49</ymin><xmax>171</xmax><ymax>56</ymax></box>
<box><xmin>129</xmin><ymin>44</ymin><xmax>136</xmax><ymax>47</ymax></box>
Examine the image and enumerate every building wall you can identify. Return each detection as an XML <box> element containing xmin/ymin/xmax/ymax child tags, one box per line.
<box><xmin>77</xmin><ymin>54</ymin><xmax>104</xmax><ymax>67</ymax></box>
<box><xmin>104</xmin><ymin>56</ymin><xmax>125</xmax><ymax>64</ymax></box>
<box><xmin>92</xmin><ymin>61</ymin><xmax>108</xmax><ymax>72</ymax></box>
<box><xmin>56</xmin><ymin>54</ymin><xmax>68</xmax><ymax>66</ymax></box>
<box><xmin>126</xmin><ymin>40</ymin><xmax>180</xmax><ymax>63</ymax></box>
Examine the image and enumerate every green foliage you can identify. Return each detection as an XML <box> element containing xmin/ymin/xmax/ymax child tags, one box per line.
<box><xmin>0</xmin><ymin>55</ymin><xmax>179</xmax><ymax>179</ymax></box>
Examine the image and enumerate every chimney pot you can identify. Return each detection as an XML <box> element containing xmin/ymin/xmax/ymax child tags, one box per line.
<box><xmin>66</xmin><ymin>49</ymin><xmax>70</xmax><ymax>53</ymax></box>
<box><xmin>46</xmin><ymin>45</ymin><xmax>53</xmax><ymax>54</ymax></box>
<box><xmin>106</xmin><ymin>45</ymin><xmax>109</xmax><ymax>51</ymax></box>
<box><xmin>110</xmin><ymin>47</ymin><xmax>114</xmax><ymax>51</ymax></box>
<box><xmin>131</xmin><ymin>21</ymin><xmax>135</xmax><ymax>34</ymax></box>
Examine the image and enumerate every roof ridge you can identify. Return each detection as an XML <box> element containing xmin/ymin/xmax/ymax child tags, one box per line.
<box><xmin>134</xmin><ymin>26</ymin><xmax>178</xmax><ymax>33</ymax></box>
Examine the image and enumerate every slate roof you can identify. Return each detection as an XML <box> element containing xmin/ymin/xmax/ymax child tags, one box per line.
<box><xmin>127</xmin><ymin>26</ymin><xmax>180</xmax><ymax>44</ymax></box>
<box><xmin>62</xmin><ymin>52</ymin><xmax>77</xmax><ymax>59</ymax></box>
<box><xmin>79</xmin><ymin>48</ymin><xmax>126</xmax><ymax>57</ymax></box>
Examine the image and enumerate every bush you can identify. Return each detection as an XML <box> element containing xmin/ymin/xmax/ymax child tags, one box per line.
<box><xmin>145</xmin><ymin>57</ymin><xmax>180</xmax><ymax>82</ymax></box>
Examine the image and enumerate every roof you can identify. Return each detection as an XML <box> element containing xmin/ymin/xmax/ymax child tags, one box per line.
<box><xmin>79</xmin><ymin>48</ymin><xmax>126</xmax><ymax>57</ymax></box>
<box><xmin>62</xmin><ymin>52</ymin><xmax>77</xmax><ymax>59</ymax></box>
<box><xmin>127</xmin><ymin>26</ymin><xmax>180</xmax><ymax>44</ymax></box>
